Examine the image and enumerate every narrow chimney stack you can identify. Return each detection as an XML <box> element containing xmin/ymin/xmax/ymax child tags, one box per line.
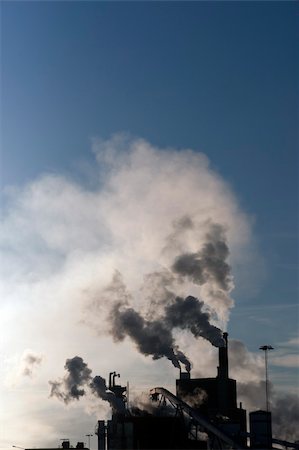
<box><xmin>218</xmin><ymin>332</ymin><xmax>229</xmax><ymax>379</ymax></box>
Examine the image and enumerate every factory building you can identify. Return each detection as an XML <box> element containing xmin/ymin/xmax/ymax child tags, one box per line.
<box><xmin>24</xmin><ymin>334</ymin><xmax>298</xmax><ymax>450</ymax></box>
<box><xmin>95</xmin><ymin>333</ymin><xmax>298</xmax><ymax>449</ymax></box>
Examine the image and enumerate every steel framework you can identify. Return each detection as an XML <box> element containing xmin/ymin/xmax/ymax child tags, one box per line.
<box><xmin>149</xmin><ymin>387</ymin><xmax>242</xmax><ymax>449</ymax></box>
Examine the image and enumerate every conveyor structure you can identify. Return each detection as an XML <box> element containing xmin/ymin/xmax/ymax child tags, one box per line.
<box><xmin>149</xmin><ymin>387</ymin><xmax>242</xmax><ymax>449</ymax></box>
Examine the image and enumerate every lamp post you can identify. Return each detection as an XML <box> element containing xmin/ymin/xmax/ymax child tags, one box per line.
<box><xmin>85</xmin><ymin>434</ymin><xmax>93</xmax><ymax>449</ymax></box>
<box><xmin>259</xmin><ymin>345</ymin><xmax>274</xmax><ymax>411</ymax></box>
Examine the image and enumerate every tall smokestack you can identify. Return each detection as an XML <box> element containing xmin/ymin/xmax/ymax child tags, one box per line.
<box><xmin>218</xmin><ymin>332</ymin><xmax>229</xmax><ymax>379</ymax></box>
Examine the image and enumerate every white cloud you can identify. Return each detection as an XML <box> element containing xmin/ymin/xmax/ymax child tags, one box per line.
<box><xmin>271</xmin><ymin>355</ymin><xmax>299</xmax><ymax>368</ymax></box>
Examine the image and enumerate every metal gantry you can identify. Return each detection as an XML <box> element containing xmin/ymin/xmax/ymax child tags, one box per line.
<box><xmin>150</xmin><ymin>387</ymin><xmax>241</xmax><ymax>449</ymax></box>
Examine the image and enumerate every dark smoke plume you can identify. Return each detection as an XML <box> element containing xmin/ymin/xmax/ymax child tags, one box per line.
<box><xmin>49</xmin><ymin>356</ymin><xmax>125</xmax><ymax>412</ymax></box>
<box><xmin>110</xmin><ymin>305</ymin><xmax>191</xmax><ymax>371</ymax></box>
<box><xmin>88</xmin><ymin>223</ymin><xmax>233</xmax><ymax>372</ymax></box>
<box><xmin>49</xmin><ymin>356</ymin><xmax>92</xmax><ymax>404</ymax></box>
<box><xmin>172</xmin><ymin>223</ymin><xmax>233</xmax><ymax>292</ymax></box>
<box><xmin>107</xmin><ymin>294</ymin><xmax>225</xmax><ymax>371</ymax></box>
<box><xmin>90</xmin><ymin>375</ymin><xmax>126</xmax><ymax>412</ymax></box>
<box><xmin>165</xmin><ymin>296</ymin><xmax>225</xmax><ymax>347</ymax></box>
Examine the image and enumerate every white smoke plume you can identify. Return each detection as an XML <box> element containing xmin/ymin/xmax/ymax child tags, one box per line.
<box><xmin>84</xmin><ymin>219</ymin><xmax>232</xmax><ymax>370</ymax></box>
<box><xmin>229</xmin><ymin>340</ymin><xmax>299</xmax><ymax>442</ymax></box>
<box><xmin>177</xmin><ymin>386</ymin><xmax>208</xmax><ymax>409</ymax></box>
<box><xmin>1</xmin><ymin>135</ymin><xmax>261</xmax><ymax>443</ymax></box>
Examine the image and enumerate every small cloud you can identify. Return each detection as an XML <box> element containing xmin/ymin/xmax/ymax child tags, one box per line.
<box><xmin>271</xmin><ymin>355</ymin><xmax>299</xmax><ymax>368</ymax></box>
<box><xmin>281</xmin><ymin>336</ymin><xmax>299</xmax><ymax>347</ymax></box>
<box><xmin>248</xmin><ymin>315</ymin><xmax>272</xmax><ymax>325</ymax></box>
<box><xmin>20</xmin><ymin>349</ymin><xmax>43</xmax><ymax>377</ymax></box>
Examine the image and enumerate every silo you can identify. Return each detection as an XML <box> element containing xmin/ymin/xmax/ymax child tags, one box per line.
<box><xmin>249</xmin><ymin>410</ymin><xmax>272</xmax><ymax>449</ymax></box>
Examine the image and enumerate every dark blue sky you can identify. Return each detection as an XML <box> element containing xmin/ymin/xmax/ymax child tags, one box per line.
<box><xmin>1</xmin><ymin>1</ymin><xmax>298</xmax><ymax>349</ymax></box>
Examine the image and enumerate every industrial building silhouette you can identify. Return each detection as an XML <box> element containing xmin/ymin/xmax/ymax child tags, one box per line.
<box><xmin>26</xmin><ymin>334</ymin><xmax>298</xmax><ymax>450</ymax></box>
<box><xmin>95</xmin><ymin>333</ymin><xmax>277</xmax><ymax>449</ymax></box>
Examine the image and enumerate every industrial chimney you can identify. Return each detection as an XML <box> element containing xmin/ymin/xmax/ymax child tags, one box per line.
<box><xmin>217</xmin><ymin>332</ymin><xmax>229</xmax><ymax>380</ymax></box>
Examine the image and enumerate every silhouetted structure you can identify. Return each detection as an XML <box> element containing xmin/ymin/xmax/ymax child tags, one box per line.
<box><xmin>26</xmin><ymin>440</ymin><xmax>89</xmax><ymax>450</ymax></box>
<box><xmin>176</xmin><ymin>332</ymin><xmax>247</xmax><ymax>447</ymax></box>
<box><xmin>94</xmin><ymin>333</ymin><xmax>287</xmax><ymax>449</ymax></box>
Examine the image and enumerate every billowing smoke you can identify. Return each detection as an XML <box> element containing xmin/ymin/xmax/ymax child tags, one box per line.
<box><xmin>2</xmin><ymin>135</ymin><xmax>267</xmax><ymax>440</ymax></box>
<box><xmin>110</xmin><ymin>304</ymin><xmax>191</xmax><ymax>371</ymax></box>
<box><xmin>237</xmin><ymin>380</ymin><xmax>299</xmax><ymax>441</ymax></box>
<box><xmin>90</xmin><ymin>375</ymin><xmax>126</xmax><ymax>412</ymax></box>
<box><xmin>177</xmin><ymin>386</ymin><xmax>208</xmax><ymax>409</ymax></box>
<box><xmin>229</xmin><ymin>341</ymin><xmax>299</xmax><ymax>442</ymax></box>
<box><xmin>130</xmin><ymin>391</ymin><xmax>175</xmax><ymax>417</ymax></box>
<box><xmin>172</xmin><ymin>223</ymin><xmax>232</xmax><ymax>292</ymax></box>
<box><xmin>87</xmin><ymin>221</ymin><xmax>231</xmax><ymax>372</ymax></box>
<box><xmin>20</xmin><ymin>350</ymin><xmax>43</xmax><ymax>377</ymax></box>
<box><xmin>172</xmin><ymin>222</ymin><xmax>234</xmax><ymax>313</ymax></box>
<box><xmin>165</xmin><ymin>296</ymin><xmax>225</xmax><ymax>347</ymax></box>
<box><xmin>49</xmin><ymin>356</ymin><xmax>92</xmax><ymax>404</ymax></box>
<box><xmin>271</xmin><ymin>393</ymin><xmax>299</xmax><ymax>441</ymax></box>
<box><xmin>49</xmin><ymin>356</ymin><xmax>125</xmax><ymax>412</ymax></box>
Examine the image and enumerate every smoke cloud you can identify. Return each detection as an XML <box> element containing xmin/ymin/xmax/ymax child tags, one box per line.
<box><xmin>237</xmin><ymin>380</ymin><xmax>299</xmax><ymax>441</ymax></box>
<box><xmin>20</xmin><ymin>350</ymin><xmax>43</xmax><ymax>377</ymax></box>
<box><xmin>172</xmin><ymin>223</ymin><xmax>232</xmax><ymax>290</ymax></box>
<box><xmin>165</xmin><ymin>295</ymin><xmax>225</xmax><ymax>347</ymax></box>
<box><xmin>90</xmin><ymin>375</ymin><xmax>126</xmax><ymax>412</ymax></box>
<box><xmin>177</xmin><ymin>386</ymin><xmax>208</xmax><ymax>409</ymax></box>
<box><xmin>87</xmin><ymin>221</ymin><xmax>232</xmax><ymax>372</ymax></box>
<box><xmin>94</xmin><ymin>259</ymin><xmax>227</xmax><ymax>371</ymax></box>
<box><xmin>49</xmin><ymin>356</ymin><xmax>92</xmax><ymax>404</ymax></box>
<box><xmin>271</xmin><ymin>393</ymin><xmax>299</xmax><ymax>441</ymax></box>
<box><xmin>229</xmin><ymin>341</ymin><xmax>299</xmax><ymax>442</ymax></box>
<box><xmin>172</xmin><ymin>222</ymin><xmax>234</xmax><ymax>312</ymax></box>
<box><xmin>50</xmin><ymin>356</ymin><xmax>125</xmax><ymax>412</ymax></box>
<box><xmin>1</xmin><ymin>135</ymin><xmax>266</xmax><ymax>443</ymax></box>
<box><xmin>110</xmin><ymin>303</ymin><xmax>191</xmax><ymax>371</ymax></box>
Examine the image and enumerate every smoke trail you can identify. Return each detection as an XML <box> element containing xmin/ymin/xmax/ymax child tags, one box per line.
<box><xmin>165</xmin><ymin>296</ymin><xmax>225</xmax><ymax>347</ymax></box>
<box><xmin>49</xmin><ymin>356</ymin><xmax>125</xmax><ymax>412</ymax></box>
<box><xmin>110</xmin><ymin>304</ymin><xmax>191</xmax><ymax>371</ymax></box>
<box><xmin>49</xmin><ymin>356</ymin><xmax>92</xmax><ymax>404</ymax></box>
<box><xmin>172</xmin><ymin>223</ymin><xmax>233</xmax><ymax>292</ymax></box>
<box><xmin>90</xmin><ymin>375</ymin><xmax>126</xmax><ymax>412</ymax></box>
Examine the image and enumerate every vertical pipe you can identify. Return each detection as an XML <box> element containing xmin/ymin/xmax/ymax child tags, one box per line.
<box><xmin>265</xmin><ymin>349</ymin><xmax>269</xmax><ymax>412</ymax></box>
<box><xmin>218</xmin><ymin>332</ymin><xmax>229</xmax><ymax>379</ymax></box>
<box><xmin>259</xmin><ymin>345</ymin><xmax>273</xmax><ymax>412</ymax></box>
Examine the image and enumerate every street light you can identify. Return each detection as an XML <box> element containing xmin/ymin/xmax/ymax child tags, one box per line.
<box><xmin>259</xmin><ymin>345</ymin><xmax>274</xmax><ymax>411</ymax></box>
<box><xmin>85</xmin><ymin>434</ymin><xmax>93</xmax><ymax>449</ymax></box>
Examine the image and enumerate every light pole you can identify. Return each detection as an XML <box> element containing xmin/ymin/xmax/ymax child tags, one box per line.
<box><xmin>259</xmin><ymin>345</ymin><xmax>274</xmax><ymax>411</ymax></box>
<box><xmin>85</xmin><ymin>434</ymin><xmax>93</xmax><ymax>449</ymax></box>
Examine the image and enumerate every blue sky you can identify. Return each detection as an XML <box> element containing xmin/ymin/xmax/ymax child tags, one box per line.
<box><xmin>2</xmin><ymin>0</ymin><xmax>298</xmax><ymax>340</ymax></box>
<box><xmin>0</xmin><ymin>1</ymin><xmax>298</xmax><ymax>447</ymax></box>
